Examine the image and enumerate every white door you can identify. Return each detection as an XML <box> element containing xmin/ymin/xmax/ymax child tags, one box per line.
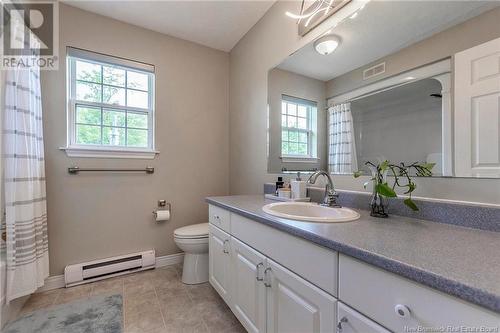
<box><xmin>265</xmin><ymin>258</ymin><xmax>336</xmax><ymax>333</ymax></box>
<box><xmin>455</xmin><ymin>37</ymin><xmax>500</xmax><ymax>177</ymax></box>
<box><xmin>231</xmin><ymin>237</ymin><xmax>267</xmax><ymax>333</ymax></box>
<box><xmin>209</xmin><ymin>224</ymin><xmax>232</xmax><ymax>304</ymax></box>
<box><xmin>337</xmin><ymin>302</ymin><xmax>390</xmax><ymax>333</ymax></box>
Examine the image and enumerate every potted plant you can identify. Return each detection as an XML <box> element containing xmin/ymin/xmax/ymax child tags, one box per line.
<box><xmin>354</xmin><ymin>160</ymin><xmax>434</xmax><ymax>218</ymax></box>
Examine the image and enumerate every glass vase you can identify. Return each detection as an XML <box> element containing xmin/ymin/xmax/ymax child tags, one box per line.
<box><xmin>370</xmin><ymin>189</ymin><xmax>389</xmax><ymax>218</ymax></box>
<box><xmin>368</xmin><ymin>165</ymin><xmax>389</xmax><ymax>218</ymax></box>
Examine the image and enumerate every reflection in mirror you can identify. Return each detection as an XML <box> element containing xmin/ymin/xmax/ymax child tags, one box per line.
<box><xmin>267</xmin><ymin>1</ymin><xmax>500</xmax><ymax>178</ymax></box>
<box><xmin>345</xmin><ymin>78</ymin><xmax>443</xmax><ymax>176</ymax></box>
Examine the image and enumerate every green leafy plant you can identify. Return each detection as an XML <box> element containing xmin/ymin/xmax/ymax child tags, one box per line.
<box><xmin>354</xmin><ymin>160</ymin><xmax>434</xmax><ymax>211</ymax></box>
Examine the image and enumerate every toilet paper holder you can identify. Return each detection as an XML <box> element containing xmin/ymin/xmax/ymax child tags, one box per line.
<box><xmin>153</xmin><ymin>200</ymin><xmax>171</xmax><ymax>218</ymax></box>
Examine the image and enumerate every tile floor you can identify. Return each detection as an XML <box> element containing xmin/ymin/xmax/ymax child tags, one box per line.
<box><xmin>17</xmin><ymin>264</ymin><xmax>246</xmax><ymax>333</ymax></box>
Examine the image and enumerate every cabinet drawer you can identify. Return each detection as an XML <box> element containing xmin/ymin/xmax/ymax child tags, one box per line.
<box><xmin>337</xmin><ymin>302</ymin><xmax>390</xmax><ymax>333</ymax></box>
<box><xmin>209</xmin><ymin>204</ymin><xmax>230</xmax><ymax>232</ymax></box>
<box><xmin>231</xmin><ymin>212</ymin><xmax>337</xmax><ymax>296</ymax></box>
<box><xmin>339</xmin><ymin>254</ymin><xmax>500</xmax><ymax>332</ymax></box>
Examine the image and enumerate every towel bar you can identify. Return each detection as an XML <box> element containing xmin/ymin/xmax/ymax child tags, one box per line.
<box><xmin>68</xmin><ymin>166</ymin><xmax>154</xmax><ymax>174</ymax></box>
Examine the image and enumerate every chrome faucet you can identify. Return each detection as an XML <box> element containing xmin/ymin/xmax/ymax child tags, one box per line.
<box><xmin>307</xmin><ymin>170</ymin><xmax>341</xmax><ymax>208</ymax></box>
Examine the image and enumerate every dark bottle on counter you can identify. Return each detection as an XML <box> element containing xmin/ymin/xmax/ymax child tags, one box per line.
<box><xmin>275</xmin><ymin>176</ymin><xmax>284</xmax><ymax>195</ymax></box>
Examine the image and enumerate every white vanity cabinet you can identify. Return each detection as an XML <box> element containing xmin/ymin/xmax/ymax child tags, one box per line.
<box><xmin>265</xmin><ymin>258</ymin><xmax>336</xmax><ymax>333</ymax></box>
<box><xmin>208</xmin><ymin>204</ymin><xmax>499</xmax><ymax>333</ymax></box>
<box><xmin>208</xmin><ymin>205</ymin><xmax>337</xmax><ymax>333</ymax></box>
<box><xmin>231</xmin><ymin>237</ymin><xmax>267</xmax><ymax>333</ymax></box>
<box><xmin>208</xmin><ymin>224</ymin><xmax>232</xmax><ymax>304</ymax></box>
<box><xmin>230</xmin><ymin>237</ymin><xmax>336</xmax><ymax>333</ymax></box>
<box><xmin>338</xmin><ymin>254</ymin><xmax>500</xmax><ymax>332</ymax></box>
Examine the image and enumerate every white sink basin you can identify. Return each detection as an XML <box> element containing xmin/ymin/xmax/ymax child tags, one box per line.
<box><xmin>262</xmin><ymin>202</ymin><xmax>360</xmax><ymax>223</ymax></box>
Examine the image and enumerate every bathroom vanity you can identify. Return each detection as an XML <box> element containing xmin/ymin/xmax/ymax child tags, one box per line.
<box><xmin>207</xmin><ymin>195</ymin><xmax>500</xmax><ymax>333</ymax></box>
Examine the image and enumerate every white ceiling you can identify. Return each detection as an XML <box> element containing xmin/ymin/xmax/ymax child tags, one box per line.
<box><xmin>278</xmin><ymin>1</ymin><xmax>500</xmax><ymax>81</ymax></box>
<box><xmin>64</xmin><ymin>0</ymin><xmax>275</xmax><ymax>52</ymax></box>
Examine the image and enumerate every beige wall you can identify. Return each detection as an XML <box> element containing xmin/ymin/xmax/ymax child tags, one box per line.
<box><xmin>326</xmin><ymin>6</ymin><xmax>500</xmax><ymax>97</ymax></box>
<box><xmin>42</xmin><ymin>4</ymin><xmax>229</xmax><ymax>275</ymax></box>
<box><xmin>267</xmin><ymin>68</ymin><xmax>327</xmax><ymax>173</ymax></box>
<box><xmin>229</xmin><ymin>2</ymin><xmax>500</xmax><ymax>205</ymax></box>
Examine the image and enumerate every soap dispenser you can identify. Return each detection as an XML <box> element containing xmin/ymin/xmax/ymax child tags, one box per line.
<box><xmin>291</xmin><ymin>172</ymin><xmax>307</xmax><ymax>199</ymax></box>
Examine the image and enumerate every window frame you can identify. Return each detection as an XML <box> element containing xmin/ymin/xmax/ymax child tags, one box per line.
<box><xmin>280</xmin><ymin>95</ymin><xmax>318</xmax><ymax>160</ymax></box>
<box><xmin>62</xmin><ymin>47</ymin><xmax>158</xmax><ymax>159</ymax></box>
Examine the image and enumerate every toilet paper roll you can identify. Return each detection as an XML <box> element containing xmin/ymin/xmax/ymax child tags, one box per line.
<box><xmin>155</xmin><ymin>210</ymin><xmax>170</xmax><ymax>222</ymax></box>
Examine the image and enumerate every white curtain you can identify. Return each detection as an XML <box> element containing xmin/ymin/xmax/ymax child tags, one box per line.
<box><xmin>328</xmin><ymin>103</ymin><xmax>358</xmax><ymax>174</ymax></box>
<box><xmin>2</xmin><ymin>22</ymin><xmax>49</xmax><ymax>301</ymax></box>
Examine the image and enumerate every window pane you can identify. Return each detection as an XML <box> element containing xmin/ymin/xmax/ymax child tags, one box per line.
<box><xmin>297</xmin><ymin>117</ymin><xmax>307</xmax><ymax>129</ymax></box>
<box><xmin>281</xmin><ymin>130</ymin><xmax>288</xmax><ymax>142</ymax></box>
<box><xmin>298</xmin><ymin>143</ymin><xmax>308</xmax><ymax>155</ymax></box>
<box><xmin>103</xmin><ymin>109</ymin><xmax>125</xmax><ymax>127</ymax></box>
<box><xmin>127</xmin><ymin>112</ymin><xmax>148</xmax><ymax>129</ymax></box>
<box><xmin>127</xmin><ymin>129</ymin><xmax>148</xmax><ymax>147</ymax></box>
<box><xmin>76</xmin><ymin>106</ymin><xmax>101</xmax><ymax>125</ymax></box>
<box><xmin>76</xmin><ymin>125</ymin><xmax>101</xmax><ymax>144</ymax></box>
<box><xmin>287</xmin><ymin>116</ymin><xmax>297</xmax><ymax>128</ymax></box>
<box><xmin>288</xmin><ymin>142</ymin><xmax>299</xmax><ymax>155</ymax></box>
<box><xmin>127</xmin><ymin>89</ymin><xmax>149</xmax><ymax>109</ymax></box>
<box><xmin>281</xmin><ymin>142</ymin><xmax>288</xmax><ymax>155</ymax></box>
<box><xmin>288</xmin><ymin>131</ymin><xmax>298</xmax><ymax>142</ymax></box>
<box><xmin>127</xmin><ymin>71</ymin><xmax>149</xmax><ymax>91</ymax></box>
<box><xmin>103</xmin><ymin>66</ymin><xmax>125</xmax><ymax>87</ymax></box>
<box><xmin>76</xmin><ymin>81</ymin><xmax>102</xmax><ymax>102</ymax></box>
<box><xmin>103</xmin><ymin>86</ymin><xmax>125</xmax><ymax>106</ymax></box>
<box><xmin>103</xmin><ymin>126</ymin><xmax>125</xmax><ymax>146</ymax></box>
<box><xmin>76</xmin><ymin>60</ymin><xmax>101</xmax><ymax>83</ymax></box>
<box><xmin>298</xmin><ymin>105</ymin><xmax>307</xmax><ymax>118</ymax></box>
<box><xmin>287</xmin><ymin>103</ymin><xmax>297</xmax><ymax>116</ymax></box>
<box><xmin>281</xmin><ymin>114</ymin><xmax>287</xmax><ymax>127</ymax></box>
<box><xmin>298</xmin><ymin>132</ymin><xmax>308</xmax><ymax>143</ymax></box>
<box><xmin>281</xmin><ymin>101</ymin><xmax>287</xmax><ymax>114</ymax></box>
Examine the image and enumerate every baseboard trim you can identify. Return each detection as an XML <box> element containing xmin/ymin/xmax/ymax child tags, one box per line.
<box><xmin>36</xmin><ymin>253</ymin><xmax>185</xmax><ymax>293</ymax></box>
<box><xmin>155</xmin><ymin>252</ymin><xmax>184</xmax><ymax>268</ymax></box>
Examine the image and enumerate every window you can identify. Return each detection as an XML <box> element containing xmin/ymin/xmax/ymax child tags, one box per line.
<box><xmin>281</xmin><ymin>95</ymin><xmax>317</xmax><ymax>158</ymax></box>
<box><xmin>64</xmin><ymin>48</ymin><xmax>156</xmax><ymax>158</ymax></box>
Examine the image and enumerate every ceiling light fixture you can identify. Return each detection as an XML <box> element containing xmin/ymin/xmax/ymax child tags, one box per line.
<box><xmin>314</xmin><ymin>34</ymin><xmax>341</xmax><ymax>55</ymax></box>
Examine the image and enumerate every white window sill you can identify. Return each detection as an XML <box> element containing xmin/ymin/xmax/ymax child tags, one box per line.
<box><xmin>60</xmin><ymin>146</ymin><xmax>159</xmax><ymax>159</ymax></box>
<box><xmin>280</xmin><ymin>156</ymin><xmax>319</xmax><ymax>163</ymax></box>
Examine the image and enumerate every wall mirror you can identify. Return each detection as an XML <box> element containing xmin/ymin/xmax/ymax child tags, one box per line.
<box><xmin>267</xmin><ymin>1</ymin><xmax>500</xmax><ymax>178</ymax></box>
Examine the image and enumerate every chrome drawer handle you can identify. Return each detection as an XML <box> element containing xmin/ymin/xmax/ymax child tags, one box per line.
<box><xmin>256</xmin><ymin>263</ymin><xmax>264</xmax><ymax>281</ymax></box>
<box><xmin>222</xmin><ymin>239</ymin><xmax>229</xmax><ymax>254</ymax></box>
<box><xmin>394</xmin><ymin>304</ymin><xmax>411</xmax><ymax>318</ymax></box>
<box><xmin>213</xmin><ymin>215</ymin><xmax>221</xmax><ymax>223</ymax></box>
<box><xmin>337</xmin><ymin>317</ymin><xmax>348</xmax><ymax>333</ymax></box>
<box><xmin>264</xmin><ymin>267</ymin><xmax>272</xmax><ymax>287</ymax></box>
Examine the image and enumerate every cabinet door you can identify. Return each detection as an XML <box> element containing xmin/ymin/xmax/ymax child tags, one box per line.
<box><xmin>455</xmin><ymin>37</ymin><xmax>500</xmax><ymax>177</ymax></box>
<box><xmin>337</xmin><ymin>302</ymin><xmax>390</xmax><ymax>333</ymax></box>
<box><xmin>231</xmin><ymin>237</ymin><xmax>267</xmax><ymax>333</ymax></box>
<box><xmin>266</xmin><ymin>258</ymin><xmax>336</xmax><ymax>333</ymax></box>
<box><xmin>209</xmin><ymin>224</ymin><xmax>232</xmax><ymax>304</ymax></box>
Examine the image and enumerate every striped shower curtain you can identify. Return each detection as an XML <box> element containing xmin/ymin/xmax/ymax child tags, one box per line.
<box><xmin>328</xmin><ymin>103</ymin><xmax>358</xmax><ymax>174</ymax></box>
<box><xmin>2</xmin><ymin>42</ymin><xmax>49</xmax><ymax>300</ymax></box>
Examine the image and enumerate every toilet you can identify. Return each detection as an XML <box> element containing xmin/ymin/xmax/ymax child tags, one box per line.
<box><xmin>173</xmin><ymin>223</ymin><xmax>209</xmax><ymax>284</ymax></box>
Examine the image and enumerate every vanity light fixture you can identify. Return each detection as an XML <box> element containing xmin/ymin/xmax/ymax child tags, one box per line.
<box><xmin>285</xmin><ymin>0</ymin><xmax>333</xmax><ymax>21</ymax></box>
<box><xmin>287</xmin><ymin>0</ymin><xmax>353</xmax><ymax>36</ymax></box>
<box><xmin>314</xmin><ymin>34</ymin><xmax>341</xmax><ymax>55</ymax></box>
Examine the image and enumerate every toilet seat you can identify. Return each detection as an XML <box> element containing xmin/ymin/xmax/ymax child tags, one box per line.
<box><xmin>174</xmin><ymin>223</ymin><xmax>209</xmax><ymax>239</ymax></box>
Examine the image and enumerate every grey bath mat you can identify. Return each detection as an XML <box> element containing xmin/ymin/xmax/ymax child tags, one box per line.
<box><xmin>3</xmin><ymin>294</ymin><xmax>123</xmax><ymax>333</ymax></box>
